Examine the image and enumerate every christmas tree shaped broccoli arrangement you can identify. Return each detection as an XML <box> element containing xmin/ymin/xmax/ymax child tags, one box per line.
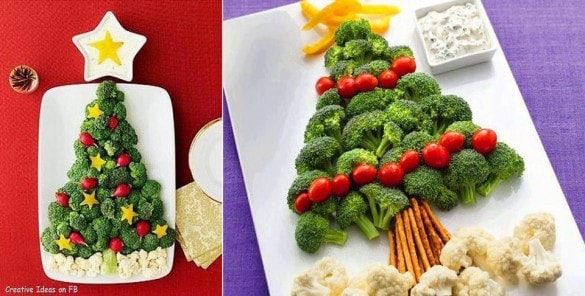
<box><xmin>40</xmin><ymin>80</ymin><xmax>175</xmax><ymax>278</ymax></box>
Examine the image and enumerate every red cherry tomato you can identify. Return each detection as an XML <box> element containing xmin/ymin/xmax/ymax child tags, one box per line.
<box><xmin>399</xmin><ymin>150</ymin><xmax>420</xmax><ymax>173</ymax></box>
<box><xmin>308</xmin><ymin>177</ymin><xmax>332</xmax><ymax>202</ymax></box>
<box><xmin>391</xmin><ymin>56</ymin><xmax>416</xmax><ymax>78</ymax></box>
<box><xmin>331</xmin><ymin>174</ymin><xmax>351</xmax><ymax>198</ymax></box>
<box><xmin>439</xmin><ymin>131</ymin><xmax>465</xmax><ymax>153</ymax></box>
<box><xmin>294</xmin><ymin>192</ymin><xmax>312</xmax><ymax>214</ymax></box>
<box><xmin>378</xmin><ymin>163</ymin><xmax>404</xmax><ymax>187</ymax></box>
<box><xmin>472</xmin><ymin>129</ymin><xmax>498</xmax><ymax>154</ymax></box>
<box><xmin>355</xmin><ymin>73</ymin><xmax>378</xmax><ymax>92</ymax></box>
<box><xmin>315</xmin><ymin>76</ymin><xmax>335</xmax><ymax>95</ymax></box>
<box><xmin>352</xmin><ymin>164</ymin><xmax>377</xmax><ymax>186</ymax></box>
<box><xmin>337</xmin><ymin>76</ymin><xmax>358</xmax><ymax>98</ymax></box>
<box><xmin>378</xmin><ymin>70</ymin><xmax>398</xmax><ymax>89</ymax></box>
<box><xmin>109</xmin><ymin>237</ymin><xmax>124</xmax><ymax>253</ymax></box>
<box><xmin>422</xmin><ymin>143</ymin><xmax>451</xmax><ymax>169</ymax></box>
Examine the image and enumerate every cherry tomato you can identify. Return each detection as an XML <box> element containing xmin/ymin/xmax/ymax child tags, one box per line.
<box><xmin>331</xmin><ymin>174</ymin><xmax>351</xmax><ymax>198</ymax></box>
<box><xmin>422</xmin><ymin>143</ymin><xmax>450</xmax><ymax>169</ymax></box>
<box><xmin>308</xmin><ymin>177</ymin><xmax>332</xmax><ymax>202</ymax></box>
<box><xmin>352</xmin><ymin>164</ymin><xmax>377</xmax><ymax>186</ymax></box>
<box><xmin>355</xmin><ymin>73</ymin><xmax>378</xmax><ymax>92</ymax></box>
<box><xmin>439</xmin><ymin>131</ymin><xmax>465</xmax><ymax>153</ymax></box>
<box><xmin>399</xmin><ymin>150</ymin><xmax>420</xmax><ymax>173</ymax></box>
<box><xmin>378</xmin><ymin>163</ymin><xmax>404</xmax><ymax>187</ymax></box>
<box><xmin>337</xmin><ymin>76</ymin><xmax>358</xmax><ymax>98</ymax></box>
<box><xmin>378</xmin><ymin>70</ymin><xmax>398</xmax><ymax>89</ymax></box>
<box><xmin>391</xmin><ymin>56</ymin><xmax>416</xmax><ymax>78</ymax></box>
<box><xmin>294</xmin><ymin>192</ymin><xmax>312</xmax><ymax>214</ymax></box>
<box><xmin>472</xmin><ymin>129</ymin><xmax>497</xmax><ymax>154</ymax></box>
<box><xmin>315</xmin><ymin>76</ymin><xmax>335</xmax><ymax>95</ymax></box>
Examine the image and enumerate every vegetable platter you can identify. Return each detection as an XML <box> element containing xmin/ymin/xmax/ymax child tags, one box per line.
<box><xmin>222</xmin><ymin>0</ymin><xmax>585</xmax><ymax>294</ymax></box>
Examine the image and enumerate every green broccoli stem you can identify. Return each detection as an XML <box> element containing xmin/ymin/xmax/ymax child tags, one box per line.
<box><xmin>375</xmin><ymin>138</ymin><xmax>391</xmax><ymax>158</ymax></box>
<box><xmin>367</xmin><ymin>196</ymin><xmax>380</xmax><ymax>227</ymax></box>
<box><xmin>327</xmin><ymin>128</ymin><xmax>343</xmax><ymax>144</ymax></box>
<box><xmin>362</xmin><ymin>131</ymin><xmax>381</xmax><ymax>153</ymax></box>
<box><xmin>324</xmin><ymin>229</ymin><xmax>348</xmax><ymax>245</ymax></box>
<box><xmin>476</xmin><ymin>174</ymin><xmax>503</xmax><ymax>197</ymax></box>
<box><xmin>460</xmin><ymin>185</ymin><xmax>477</xmax><ymax>204</ymax></box>
<box><xmin>322</xmin><ymin>162</ymin><xmax>336</xmax><ymax>176</ymax></box>
<box><xmin>354</xmin><ymin>214</ymin><xmax>380</xmax><ymax>240</ymax></box>
<box><xmin>433</xmin><ymin>120</ymin><xmax>450</xmax><ymax>138</ymax></box>
<box><xmin>375</xmin><ymin>208</ymin><xmax>395</xmax><ymax>230</ymax></box>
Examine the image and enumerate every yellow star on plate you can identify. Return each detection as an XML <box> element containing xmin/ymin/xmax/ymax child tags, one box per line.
<box><xmin>87</xmin><ymin>103</ymin><xmax>104</xmax><ymax>119</ymax></box>
<box><xmin>88</xmin><ymin>31</ymin><xmax>124</xmax><ymax>65</ymax></box>
<box><xmin>89</xmin><ymin>153</ymin><xmax>107</xmax><ymax>171</ymax></box>
<box><xmin>55</xmin><ymin>234</ymin><xmax>73</xmax><ymax>251</ymax></box>
<box><xmin>152</xmin><ymin>224</ymin><xmax>168</xmax><ymax>238</ymax></box>
<box><xmin>120</xmin><ymin>204</ymin><xmax>138</xmax><ymax>224</ymax></box>
<box><xmin>80</xmin><ymin>191</ymin><xmax>99</xmax><ymax>209</ymax></box>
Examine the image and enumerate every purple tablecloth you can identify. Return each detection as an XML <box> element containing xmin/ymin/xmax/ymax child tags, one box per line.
<box><xmin>223</xmin><ymin>1</ymin><xmax>585</xmax><ymax>294</ymax></box>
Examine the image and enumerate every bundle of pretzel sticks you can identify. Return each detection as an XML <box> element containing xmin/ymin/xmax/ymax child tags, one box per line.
<box><xmin>388</xmin><ymin>198</ymin><xmax>451</xmax><ymax>283</ymax></box>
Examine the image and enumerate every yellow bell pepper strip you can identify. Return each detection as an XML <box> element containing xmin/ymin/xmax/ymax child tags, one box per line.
<box><xmin>368</xmin><ymin>16</ymin><xmax>391</xmax><ymax>34</ymax></box>
<box><xmin>302</xmin><ymin>27</ymin><xmax>336</xmax><ymax>55</ymax></box>
<box><xmin>302</xmin><ymin>0</ymin><xmax>361</xmax><ymax>30</ymax></box>
<box><xmin>359</xmin><ymin>4</ymin><xmax>400</xmax><ymax>16</ymax></box>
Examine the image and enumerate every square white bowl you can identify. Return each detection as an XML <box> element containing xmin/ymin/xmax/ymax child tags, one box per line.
<box><xmin>414</xmin><ymin>0</ymin><xmax>498</xmax><ymax>75</ymax></box>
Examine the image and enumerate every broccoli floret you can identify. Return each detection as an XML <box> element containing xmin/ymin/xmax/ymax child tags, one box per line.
<box><xmin>403</xmin><ymin>165</ymin><xmax>459</xmax><ymax>211</ymax></box>
<box><xmin>97</xmin><ymin>97</ymin><xmax>117</xmax><ymax>116</ymax></box>
<box><xmin>73</xmin><ymin>140</ymin><xmax>89</xmax><ymax>159</ymax></box>
<box><xmin>91</xmin><ymin>216</ymin><xmax>112</xmax><ymax>237</ymax></box>
<box><xmin>100</xmin><ymin>198</ymin><xmax>117</xmax><ymax>220</ymax></box>
<box><xmin>61</xmin><ymin>244</ymin><xmax>78</xmax><ymax>257</ymax></box>
<box><xmin>359</xmin><ymin>183</ymin><xmax>409</xmax><ymax>230</ymax></box>
<box><xmin>380</xmin><ymin>146</ymin><xmax>405</xmax><ymax>166</ymax></box>
<box><xmin>120</xmin><ymin>227</ymin><xmax>141</xmax><ymax>251</ymax></box>
<box><xmin>385</xmin><ymin>99</ymin><xmax>433</xmax><ymax>134</ymax></box>
<box><xmin>92</xmin><ymin>235</ymin><xmax>108</xmax><ymax>252</ymax></box>
<box><xmin>386</xmin><ymin>45</ymin><xmax>415</xmax><ymax>62</ymax></box>
<box><xmin>110</xmin><ymin>120</ymin><xmax>137</xmax><ymax>149</ymax></box>
<box><xmin>342</xmin><ymin>110</ymin><xmax>403</xmax><ymax>157</ymax></box>
<box><xmin>67</xmin><ymin>158</ymin><xmax>90</xmax><ymax>183</ymax></box>
<box><xmin>336</xmin><ymin>148</ymin><xmax>378</xmax><ymax>175</ymax></box>
<box><xmin>95</xmin><ymin>187</ymin><xmax>111</xmax><ymax>202</ymax></box>
<box><xmin>141</xmin><ymin>234</ymin><xmax>160</xmax><ymax>252</ymax></box>
<box><xmin>330</xmin><ymin>60</ymin><xmax>360</xmax><ymax>81</ymax></box>
<box><xmin>396</xmin><ymin>73</ymin><xmax>441</xmax><ymax>103</ymax></box>
<box><xmin>336</xmin><ymin>191</ymin><xmax>379</xmax><ymax>239</ymax></box>
<box><xmin>115</xmin><ymin>90</ymin><xmax>125</xmax><ymax>102</ymax></box>
<box><xmin>444</xmin><ymin>149</ymin><xmax>490</xmax><ymax>204</ymax></box>
<box><xmin>420</xmin><ymin>94</ymin><xmax>473</xmax><ymax>137</ymax></box>
<box><xmin>77</xmin><ymin>245</ymin><xmax>93</xmax><ymax>259</ymax></box>
<box><xmin>445</xmin><ymin>121</ymin><xmax>481</xmax><ymax>148</ymax></box>
<box><xmin>310</xmin><ymin>197</ymin><xmax>338</xmax><ymax>218</ymax></box>
<box><xmin>141</xmin><ymin>180</ymin><xmax>161</xmax><ymax>199</ymax></box>
<box><xmin>80</xmin><ymin>203</ymin><xmax>101</xmax><ymax>220</ymax></box>
<box><xmin>295</xmin><ymin>136</ymin><xmax>341</xmax><ymax>175</ymax></box>
<box><xmin>69</xmin><ymin>212</ymin><xmax>88</xmax><ymax>231</ymax></box>
<box><xmin>159</xmin><ymin>228</ymin><xmax>176</xmax><ymax>248</ymax></box>
<box><xmin>41</xmin><ymin>227</ymin><xmax>59</xmax><ymax>254</ymax></box>
<box><xmin>137</xmin><ymin>198</ymin><xmax>154</xmax><ymax>220</ymax></box>
<box><xmin>129</xmin><ymin>162</ymin><xmax>147</xmax><ymax>188</ymax></box>
<box><xmin>80</xmin><ymin>116</ymin><xmax>111</xmax><ymax>141</ymax></box>
<box><xmin>401</xmin><ymin>131</ymin><xmax>434</xmax><ymax>153</ymax></box>
<box><xmin>102</xmin><ymin>167</ymin><xmax>131</xmax><ymax>188</ymax></box>
<box><xmin>69</xmin><ymin>191</ymin><xmax>86</xmax><ymax>211</ymax></box>
<box><xmin>150</xmin><ymin>198</ymin><xmax>164</xmax><ymax>220</ymax></box>
<box><xmin>126</xmin><ymin>147</ymin><xmax>142</xmax><ymax>163</ymax></box>
<box><xmin>295</xmin><ymin>212</ymin><xmax>347</xmax><ymax>253</ymax></box>
<box><xmin>345</xmin><ymin>88</ymin><xmax>390</xmax><ymax>118</ymax></box>
<box><xmin>324</xmin><ymin>45</ymin><xmax>345</xmax><ymax>70</ymax></box>
<box><xmin>96</xmin><ymin>80</ymin><xmax>117</xmax><ymax>100</ymax></box>
<box><xmin>113</xmin><ymin>102</ymin><xmax>126</xmax><ymax>120</ymax></box>
<box><xmin>353</xmin><ymin>60</ymin><xmax>390</xmax><ymax>76</ymax></box>
<box><xmin>316</xmin><ymin>88</ymin><xmax>343</xmax><ymax>110</ymax></box>
<box><xmin>342</xmin><ymin>39</ymin><xmax>373</xmax><ymax>65</ymax></box>
<box><xmin>58</xmin><ymin>182</ymin><xmax>78</xmax><ymax>196</ymax></box>
<box><xmin>56</xmin><ymin>221</ymin><xmax>72</xmax><ymax>237</ymax></box>
<box><xmin>103</xmin><ymin>140</ymin><xmax>122</xmax><ymax>157</ymax></box>
<box><xmin>304</xmin><ymin>105</ymin><xmax>346</xmax><ymax>143</ymax></box>
<box><xmin>334</xmin><ymin>19</ymin><xmax>371</xmax><ymax>46</ymax></box>
<box><xmin>477</xmin><ymin>142</ymin><xmax>525</xmax><ymax>197</ymax></box>
<box><xmin>48</xmin><ymin>202</ymin><xmax>71</xmax><ymax>225</ymax></box>
<box><xmin>366</xmin><ymin>33</ymin><xmax>389</xmax><ymax>58</ymax></box>
<box><xmin>286</xmin><ymin>170</ymin><xmax>331</xmax><ymax>212</ymax></box>
<box><xmin>80</xmin><ymin>227</ymin><xmax>98</xmax><ymax>245</ymax></box>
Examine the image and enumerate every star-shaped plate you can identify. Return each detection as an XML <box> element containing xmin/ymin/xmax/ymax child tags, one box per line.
<box><xmin>72</xmin><ymin>11</ymin><xmax>146</xmax><ymax>82</ymax></box>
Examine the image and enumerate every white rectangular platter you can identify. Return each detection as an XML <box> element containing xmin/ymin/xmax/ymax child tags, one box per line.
<box><xmin>38</xmin><ymin>84</ymin><xmax>176</xmax><ymax>284</ymax></box>
<box><xmin>223</xmin><ymin>0</ymin><xmax>585</xmax><ymax>294</ymax></box>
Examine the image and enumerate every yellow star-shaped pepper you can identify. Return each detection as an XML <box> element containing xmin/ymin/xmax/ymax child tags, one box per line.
<box><xmin>120</xmin><ymin>204</ymin><xmax>138</xmax><ymax>224</ymax></box>
<box><xmin>80</xmin><ymin>190</ymin><xmax>99</xmax><ymax>209</ymax></box>
<box><xmin>88</xmin><ymin>31</ymin><xmax>124</xmax><ymax>65</ymax></box>
<box><xmin>87</xmin><ymin>103</ymin><xmax>104</xmax><ymax>119</ymax></box>
<box><xmin>55</xmin><ymin>234</ymin><xmax>73</xmax><ymax>251</ymax></box>
<box><xmin>89</xmin><ymin>153</ymin><xmax>107</xmax><ymax>171</ymax></box>
<box><xmin>152</xmin><ymin>224</ymin><xmax>168</xmax><ymax>238</ymax></box>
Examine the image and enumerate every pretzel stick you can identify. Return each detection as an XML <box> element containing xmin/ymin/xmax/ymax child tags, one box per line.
<box><xmin>410</xmin><ymin>198</ymin><xmax>437</xmax><ymax>266</ymax></box>
<box><xmin>388</xmin><ymin>229</ymin><xmax>396</xmax><ymax>266</ymax></box>
<box><xmin>396</xmin><ymin>213</ymin><xmax>413</xmax><ymax>278</ymax></box>
<box><xmin>402</xmin><ymin>210</ymin><xmax>421</xmax><ymax>282</ymax></box>
<box><xmin>421</xmin><ymin>200</ymin><xmax>451</xmax><ymax>242</ymax></box>
<box><xmin>417</xmin><ymin>251</ymin><xmax>425</xmax><ymax>273</ymax></box>
<box><xmin>407</xmin><ymin>207</ymin><xmax>430</xmax><ymax>271</ymax></box>
<box><xmin>419</xmin><ymin>200</ymin><xmax>444</xmax><ymax>260</ymax></box>
<box><xmin>395</xmin><ymin>218</ymin><xmax>405</xmax><ymax>273</ymax></box>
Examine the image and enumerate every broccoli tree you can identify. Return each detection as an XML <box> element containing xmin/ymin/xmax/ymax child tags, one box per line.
<box><xmin>40</xmin><ymin>81</ymin><xmax>175</xmax><ymax>277</ymax></box>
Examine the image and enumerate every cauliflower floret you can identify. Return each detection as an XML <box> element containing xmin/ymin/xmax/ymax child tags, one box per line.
<box><xmin>291</xmin><ymin>257</ymin><xmax>348</xmax><ymax>296</ymax></box>
<box><xmin>454</xmin><ymin>267</ymin><xmax>504</xmax><ymax>296</ymax></box>
<box><xmin>521</xmin><ymin>238</ymin><xmax>562</xmax><ymax>285</ymax></box>
<box><xmin>453</xmin><ymin>226</ymin><xmax>495</xmax><ymax>258</ymax></box>
<box><xmin>440</xmin><ymin>239</ymin><xmax>473</xmax><ymax>272</ymax></box>
<box><xmin>348</xmin><ymin>263</ymin><xmax>414</xmax><ymax>296</ymax></box>
<box><xmin>340</xmin><ymin>287</ymin><xmax>368</xmax><ymax>296</ymax></box>
<box><xmin>485</xmin><ymin>237</ymin><xmax>524</xmax><ymax>283</ymax></box>
<box><xmin>411</xmin><ymin>265</ymin><xmax>458</xmax><ymax>296</ymax></box>
<box><xmin>513</xmin><ymin>212</ymin><xmax>555</xmax><ymax>254</ymax></box>
<box><xmin>441</xmin><ymin>226</ymin><xmax>495</xmax><ymax>273</ymax></box>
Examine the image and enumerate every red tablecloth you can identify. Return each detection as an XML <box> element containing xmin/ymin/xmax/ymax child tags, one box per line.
<box><xmin>0</xmin><ymin>1</ymin><xmax>221</xmax><ymax>295</ymax></box>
